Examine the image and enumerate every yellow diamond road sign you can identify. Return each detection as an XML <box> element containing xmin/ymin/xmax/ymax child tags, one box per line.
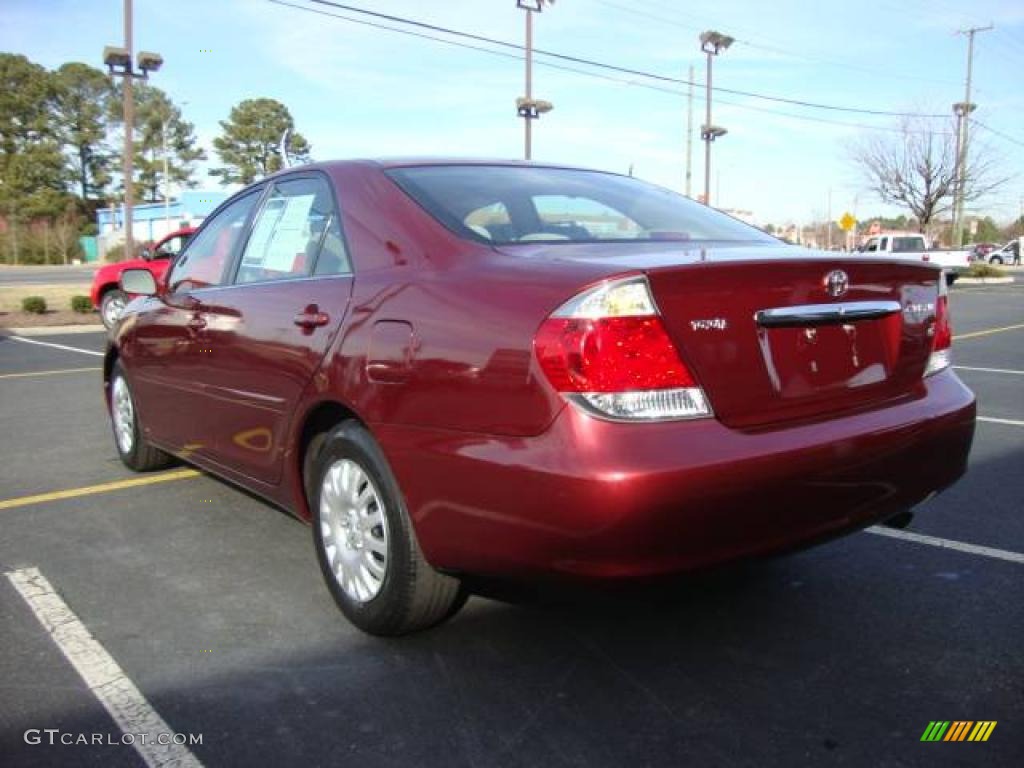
<box><xmin>839</xmin><ymin>212</ymin><xmax>857</xmax><ymax>232</ymax></box>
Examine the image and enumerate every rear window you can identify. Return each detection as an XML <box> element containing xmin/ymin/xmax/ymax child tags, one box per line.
<box><xmin>386</xmin><ymin>165</ymin><xmax>774</xmax><ymax>246</ymax></box>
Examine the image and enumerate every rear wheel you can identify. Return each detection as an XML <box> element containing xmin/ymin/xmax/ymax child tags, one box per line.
<box><xmin>109</xmin><ymin>361</ymin><xmax>174</xmax><ymax>471</ymax></box>
<box><xmin>989</xmin><ymin>254</ymin><xmax>1003</xmax><ymax>265</ymax></box>
<box><xmin>101</xmin><ymin>289</ymin><xmax>128</xmax><ymax>329</ymax></box>
<box><xmin>310</xmin><ymin>420</ymin><xmax>465</xmax><ymax>635</ymax></box>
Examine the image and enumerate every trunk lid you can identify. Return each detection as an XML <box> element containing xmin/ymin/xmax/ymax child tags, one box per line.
<box><xmin>645</xmin><ymin>257</ymin><xmax>941</xmax><ymax>429</ymax></box>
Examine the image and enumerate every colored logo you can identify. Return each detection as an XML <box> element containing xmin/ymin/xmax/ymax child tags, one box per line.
<box><xmin>920</xmin><ymin>721</ymin><xmax>997</xmax><ymax>742</ymax></box>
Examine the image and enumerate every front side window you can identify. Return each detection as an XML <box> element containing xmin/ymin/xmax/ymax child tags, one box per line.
<box><xmin>155</xmin><ymin>234</ymin><xmax>189</xmax><ymax>259</ymax></box>
<box><xmin>168</xmin><ymin>193</ymin><xmax>258</xmax><ymax>292</ymax></box>
<box><xmin>386</xmin><ymin>165</ymin><xmax>774</xmax><ymax>246</ymax></box>
<box><xmin>237</xmin><ymin>176</ymin><xmax>349</xmax><ymax>284</ymax></box>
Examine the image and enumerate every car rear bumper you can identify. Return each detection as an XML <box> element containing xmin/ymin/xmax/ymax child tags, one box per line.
<box><xmin>375</xmin><ymin>369</ymin><xmax>975</xmax><ymax>580</ymax></box>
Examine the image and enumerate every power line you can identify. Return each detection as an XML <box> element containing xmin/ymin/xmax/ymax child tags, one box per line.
<box><xmin>267</xmin><ymin>0</ymin><xmax>953</xmax><ymax>136</ymax></box>
<box><xmin>972</xmin><ymin>119</ymin><xmax>1024</xmax><ymax>150</ymax></box>
<box><xmin>594</xmin><ymin>0</ymin><xmax>963</xmax><ymax>87</ymax></box>
<box><xmin>292</xmin><ymin>0</ymin><xmax>947</xmax><ymax>118</ymax></box>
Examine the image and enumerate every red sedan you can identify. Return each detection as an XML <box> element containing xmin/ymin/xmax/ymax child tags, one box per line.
<box><xmin>106</xmin><ymin>160</ymin><xmax>975</xmax><ymax>635</ymax></box>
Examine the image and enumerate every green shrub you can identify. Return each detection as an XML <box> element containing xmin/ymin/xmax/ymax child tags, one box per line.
<box><xmin>966</xmin><ymin>263</ymin><xmax>1007</xmax><ymax>278</ymax></box>
<box><xmin>105</xmin><ymin>244</ymin><xmax>125</xmax><ymax>262</ymax></box>
<box><xmin>21</xmin><ymin>296</ymin><xmax>48</xmax><ymax>314</ymax></box>
<box><xmin>70</xmin><ymin>295</ymin><xmax>93</xmax><ymax>313</ymax></box>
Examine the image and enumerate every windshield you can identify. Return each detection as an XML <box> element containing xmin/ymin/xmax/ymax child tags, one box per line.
<box><xmin>386</xmin><ymin>165</ymin><xmax>775</xmax><ymax>246</ymax></box>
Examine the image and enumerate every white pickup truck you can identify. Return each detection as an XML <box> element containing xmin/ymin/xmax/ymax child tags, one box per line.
<box><xmin>857</xmin><ymin>233</ymin><xmax>970</xmax><ymax>283</ymax></box>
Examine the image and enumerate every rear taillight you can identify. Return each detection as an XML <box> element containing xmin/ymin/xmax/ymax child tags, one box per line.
<box><xmin>534</xmin><ymin>276</ymin><xmax>711</xmax><ymax>421</ymax></box>
<box><xmin>925</xmin><ymin>276</ymin><xmax>951</xmax><ymax>376</ymax></box>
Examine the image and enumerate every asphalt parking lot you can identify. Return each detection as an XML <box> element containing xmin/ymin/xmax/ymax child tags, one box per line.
<box><xmin>0</xmin><ymin>285</ymin><xmax>1021</xmax><ymax>767</ymax></box>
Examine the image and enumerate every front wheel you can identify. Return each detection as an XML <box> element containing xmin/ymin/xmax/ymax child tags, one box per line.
<box><xmin>311</xmin><ymin>420</ymin><xmax>466</xmax><ymax>635</ymax></box>
<box><xmin>989</xmin><ymin>255</ymin><xmax>1003</xmax><ymax>265</ymax></box>
<box><xmin>109</xmin><ymin>361</ymin><xmax>174</xmax><ymax>471</ymax></box>
<box><xmin>100</xmin><ymin>289</ymin><xmax>128</xmax><ymax>329</ymax></box>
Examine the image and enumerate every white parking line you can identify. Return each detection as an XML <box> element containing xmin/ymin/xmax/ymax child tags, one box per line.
<box><xmin>866</xmin><ymin>527</ymin><xmax>1024</xmax><ymax>565</ymax></box>
<box><xmin>954</xmin><ymin>365</ymin><xmax>1024</xmax><ymax>376</ymax></box>
<box><xmin>6</xmin><ymin>335</ymin><xmax>103</xmax><ymax>357</ymax></box>
<box><xmin>5</xmin><ymin>567</ymin><xmax>203</xmax><ymax>768</ymax></box>
<box><xmin>978</xmin><ymin>416</ymin><xmax>1024</xmax><ymax>427</ymax></box>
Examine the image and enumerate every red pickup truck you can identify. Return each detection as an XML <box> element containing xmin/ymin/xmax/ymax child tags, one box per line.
<box><xmin>91</xmin><ymin>227</ymin><xmax>195</xmax><ymax>328</ymax></box>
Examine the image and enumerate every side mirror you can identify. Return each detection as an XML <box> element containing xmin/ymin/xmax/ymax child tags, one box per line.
<box><xmin>121</xmin><ymin>268</ymin><xmax>158</xmax><ymax>296</ymax></box>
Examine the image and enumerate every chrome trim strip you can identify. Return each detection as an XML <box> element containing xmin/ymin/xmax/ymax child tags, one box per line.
<box><xmin>755</xmin><ymin>301</ymin><xmax>901</xmax><ymax>328</ymax></box>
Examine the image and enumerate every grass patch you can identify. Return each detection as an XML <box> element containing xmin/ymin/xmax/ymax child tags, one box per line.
<box><xmin>966</xmin><ymin>263</ymin><xmax>1007</xmax><ymax>278</ymax></box>
<box><xmin>0</xmin><ymin>283</ymin><xmax>92</xmax><ymax>313</ymax></box>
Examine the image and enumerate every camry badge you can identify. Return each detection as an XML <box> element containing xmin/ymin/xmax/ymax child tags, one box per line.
<box><xmin>825</xmin><ymin>270</ymin><xmax>849</xmax><ymax>298</ymax></box>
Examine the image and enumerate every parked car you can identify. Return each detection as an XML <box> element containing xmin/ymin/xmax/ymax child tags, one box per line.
<box><xmin>969</xmin><ymin>242</ymin><xmax>999</xmax><ymax>261</ymax></box>
<box><xmin>105</xmin><ymin>160</ymin><xmax>976</xmax><ymax>635</ymax></box>
<box><xmin>856</xmin><ymin>233</ymin><xmax>970</xmax><ymax>283</ymax></box>
<box><xmin>984</xmin><ymin>241</ymin><xmax>1019</xmax><ymax>265</ymax></box>
<box><xmin>90</xmin><ymin>227</ymin><xmax>196</xmax><ymax>328</ymax></box>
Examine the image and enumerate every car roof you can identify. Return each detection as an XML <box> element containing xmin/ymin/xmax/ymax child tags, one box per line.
<box><xmin>263</xmin><ymin>157</ymin><xmax>612</xmax><ymax>178</ymax></box>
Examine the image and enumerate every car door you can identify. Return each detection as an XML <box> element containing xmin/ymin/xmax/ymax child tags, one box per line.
<box><xmin>128</xmin><ymin>190</ymin><xmax>261</xmax><ymax>454</ymax></box>
<box><xmin>190</xmin><ymin>173</ymin><xmax>354</xmax><ymax>484</ymax></box>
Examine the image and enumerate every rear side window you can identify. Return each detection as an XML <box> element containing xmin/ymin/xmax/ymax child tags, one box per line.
<box><xmin>236</xmin><ymin>176</ymin><xmax>350</xmax><ymax>284</ymax></box>
<box><xmin>892</xmin><ymin>237</ymin><xmax>921</xmax><ymax>253</ymax></box>
<box><xmin>168</xmin><ymin>192</ymin><xmax>258</xmax><ymax>293</ymax></box>
<box><xmin>386</xmin><ymin>165</ymin><xmax>773</xmax><ymax>246</ymax></box>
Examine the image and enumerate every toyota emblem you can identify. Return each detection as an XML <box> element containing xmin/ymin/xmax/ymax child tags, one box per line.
<box><xmin>824</xmin><ymin>270</ymin><xmax>849</xmax><ymax>298</ymax></box>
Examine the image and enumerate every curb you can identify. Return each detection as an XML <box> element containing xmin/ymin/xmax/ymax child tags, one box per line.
<box><xmin>955</xmin><ymin>277</ymin><xmax>1015</xmax><ymax>285</ymax></box>
<box><xmin>0</xmin><ymin>325</ymin><xmax>105</xmax><ymax>336</ymax></box>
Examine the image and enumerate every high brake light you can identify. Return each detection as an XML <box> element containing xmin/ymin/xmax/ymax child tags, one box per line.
<box><xmin>925</xmin><ymin>275</ymin><xmax>951</xmax><ymax>376</ymax></box>
<box><xmin>534</xmin><ymin>276</ymin><xmax>711</xmax><ymax>421</ymax></box>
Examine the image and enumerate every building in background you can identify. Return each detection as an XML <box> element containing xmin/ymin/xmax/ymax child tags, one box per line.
<box><xmin>96</xmin><ymin>190</ymin><xmax>229</xmax><ymax>258</ymax></box>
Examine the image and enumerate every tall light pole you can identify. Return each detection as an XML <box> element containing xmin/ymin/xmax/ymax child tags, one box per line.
<box><xmin>103</xmin><ymin>0</ymin><xmax>162</xmax><ymax>259</ymax></box>
<box><xmin>951</xmin><ymin>24</ymin><xmax>992</xmax><ymax>247</ymax></box>
<box><xmin>700</xmin><ymin>30</ymin><xmax>732</xmax><ymax>206</ymax></box>
<box><xmin>516</xmin><ymin>1</ymin><xmax>554</xmax><ymax>160</ymax></box>
<box><xmin>685</xmin><ymin>63</ymin><xmax>694</xmax><ymax>197</ymax></box>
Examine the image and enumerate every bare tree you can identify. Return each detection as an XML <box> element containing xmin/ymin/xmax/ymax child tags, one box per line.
<box><xmin>851</xmin><ymin>116</ymin><xmax>1004</xmax><ymax>233</ymax></box>
<box><xmin>52</xmin><ymin>202</ymin><xmax>82</xmax><ymax>265</ymax></box>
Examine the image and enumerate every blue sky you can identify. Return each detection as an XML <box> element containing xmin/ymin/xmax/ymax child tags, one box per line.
<box><xmin>4</xmin><ymin>0</ymin><xmax>1023</xmax><ymax>227</ymax></box>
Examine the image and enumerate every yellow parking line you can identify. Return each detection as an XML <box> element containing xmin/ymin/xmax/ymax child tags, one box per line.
<box><xmin>954</xmin><ymin>322</ymin><xmax>1024</xmax><ymax>341</ymax></box>
<box><xmin>0</xmin><ymin>367</ymin><xmax>101</xmax><ymax>380</ymax></box>
<box><xmin>0</xmin><ymin>469</ymin><xmax>200</xmax><ymax>511</ymax></box>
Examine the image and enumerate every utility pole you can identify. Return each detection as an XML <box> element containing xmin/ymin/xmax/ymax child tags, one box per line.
<box><xmin>686</xmin><ymin>64</ymin><xmax>694</xmax><ymax>198</ymax></box>
<box><xmin>951</xmin><ymin>23</ymin><xmax>993</xmax><ymax>248</ymax></box>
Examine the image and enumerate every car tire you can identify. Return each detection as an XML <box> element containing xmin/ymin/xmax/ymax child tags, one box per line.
<box><xmin>100</xmin><ymin>289</ymin><xmax>128</xmax><ymax>330</ymax></box>
<box><xmin>989</xmin><ymin>255</ymin><xmax>1003</xmax><ymax>265</ymax></box>
<box><xmin>310</xmin><ymin>420</ymin><xmax>466</xmax><ymax>635</ymax></box>
<box><xmin>109</xmin><ymin>361</ymin><xmax>174</xmax><ymax>472</ymax></box>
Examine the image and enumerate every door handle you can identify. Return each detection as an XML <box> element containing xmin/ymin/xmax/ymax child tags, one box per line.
<box><xmin>187</xmin><ymin>316</ymin><xmax>207</xmax><ymax>331</ymax></box>
<box><xmin>293</xmin><ymin>305</ymin><xmax>330</xmax><ymax>329</ymax></box>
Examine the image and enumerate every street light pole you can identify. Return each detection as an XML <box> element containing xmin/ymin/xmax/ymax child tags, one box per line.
<box><xmin>103</xmin><ymin>0</ymin><xmax>162</xmax><ymax>261</ymax></box>
<box><xmin>525</xmin><ymin>7</ymin><xmax>533</xmax><ymax>160</ymax></box>
<box><xmin>516</xmin><ymin>1</ymin><xmax>554</xmax><ymax>160</ymax></box>
<box><xmin>162</xmin><ymin>122</ymin><xmax>170</xmax><ymax>234</ymax></box>
<box><xmin>123</xmin><ymin>0</ymin><xmax>135</xmax><ymax>259</ymax></box>
<box><xmin>700</xmin><ymin>30</ymin><xmax>733</xmax><ymax>206</ymax></box>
